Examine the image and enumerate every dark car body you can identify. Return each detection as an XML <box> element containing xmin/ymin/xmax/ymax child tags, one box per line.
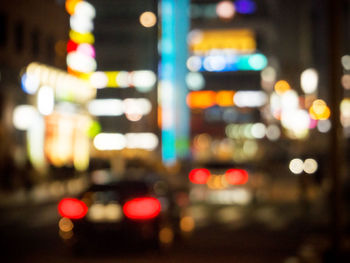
<box><xmin>58</xmin><ymin>173</ymin><xmax>181</xmax><ymax>252</ymax></box>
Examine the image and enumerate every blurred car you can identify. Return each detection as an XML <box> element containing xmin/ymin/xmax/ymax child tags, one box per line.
<box><xmin>57</xmin><ymin>171</ymin><xmax>181</xmax><ymax>252</ymax></box>
<box><xmin>188</xmin><ymin>162</ymin><xmax>253</xmax><ymax>206</ymax></box>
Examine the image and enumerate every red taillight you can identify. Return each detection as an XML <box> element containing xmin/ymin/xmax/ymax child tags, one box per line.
<box><xmin>189</xmin><ymin>168</ymin><xmax>211</xmax><ymax>184</ymax></box>
<box><xmin>225</xmin><ymin>169</ymin><xmax>249</xmax><ymax>185</ymax></box>
<box><xmin>123</xmin><ymin>197</ymin><xmax>161</xmax><ymax>220</ymax></box>
<box><xmin>58</xmin><ymin>198</ymin><xmax>88</xmax><ymax>219</ymax></box>
<box><xmin>67</xmin><ymin>40</ymin><xmax>78</xmax><ymax>53</ymax></box>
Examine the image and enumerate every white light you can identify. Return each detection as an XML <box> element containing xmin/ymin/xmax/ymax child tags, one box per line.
<box><xmin>289</xmin><ymin>158</ymin><xmax>304</xmax><ymax>174</ymax></box>
<box><xmin>123</xmin><ymin>98</ymin><xmax>152</xmax><ymax>116</ymax></box>
<box><xmin>317</xmin><ymin>119</ymin><xmax>331</xmax><ymax>133</ymax></box>
<box><xmin>234</xmin><ymin>91</ymin><xmax>268</xmax><ymax>108</ymax></box>
<box><xmin>93</xmin><ymin>133</ymin><xmax>126</xmax><ymax>151</ymax></box>
<box><xmin>203</xmin><ymin>55</ymin><xmax>226</xmax><ymax>72</ymax></box>
<box><xmin>301</xmin><ymin>68</ymin><xmax>318</xmax><ymax>94</ymax></box>
<box><xmin>281</xmin><ymin>109</ymin><xmax>310</xmax><ymax>133</ymax></box>
<box><xmin>216</xmin><ymin>1</ymin><xmax>235</xmax><ymax>20</ymax></box>
<box><xmin>116</xmin><ymin>71</ymin><xmax>130</xmax><ymax>88</ymax></box>
<box><xmin>251</xmin><ymin>123</ymin><xmax>266</xmax><ymax>139</ymax></box>
<box><xmin>21</xmin><ymin>73</ymin><xmax>40</xmax><ymax>94</ymax></box>
<box><xmin>88</xmin><ymin>204</ymin><xmax>105</xmax><ymax>221</ymax></box>
<box><xmin>105</xmin><ymin>203</ymin><xmax>123</xmax><ymax>221</ymax></box>
<box><xmin>304</xmin><ymin>158</ymin><xmax>318</xmax><ymax>174</ymax></box>
<box><xmin>266</xmin><ymin>124</ymin><xmax>281</xmax><ymax>141</ymax></box>
<box><xmin>125</xmin><ymin>133</ymin><xmax>159</xmax><ymax>150</ymax></box>
<box><xmin>37</xmin><ymin>86</ymin><xmax>54</xmax><ymax>115</ymax></box>
<box><xmin>27</xmin><ymin>114</ymin><xmax>46</xmax><ymax>171</ymax></box>
<box><xmin>87</xmin><ymin>99</ymin><xmax>124</xmax><ymax>116</ymax></box>
<box><xmin>137</xmin><ymin>98</ymin><xmax>152</xmax><ymax>115</ymax></box>
<box><xmin>67</xmin><ymin>51</ymin><xmax>97</xmax><ymax>73</ymax></box>
<box><xmin>261</xmin><ymin>66</ymin><xmax>276</xmax><ymax>83</ymax></box>
<box><xmin>186</xmin><ymin>72</ymin><xmax>205</xmax><ymax>90</ymax></box>
<box><xmin>187</xmin><ymin>30</ymin><xmax>203</xmax><ymax>45</ymax></box>
<box><xmin>132</xmin><ymin>71</ymin><xmax>156</xmax><ymax>92</ymax></box>
<box><xmin>77</xmin><ymin>43</ymin><xmax>95</xmax><ymax>58</ymax></box>
<box><xmin>187</xmin><ymin>56</ymin><xmax>202</xmax><ymax>72</ymax></box>
<box><xmin>13</xmin><ymin>105</ymin><xmax>38</xmax><ymax>130</ymax></box>
<box><xmin>270</xmin><ymin>92</ymin><xmax>281</xmax><ymax>115</ymax></box>
<box><xmin>70</xmin><ymin>15</ymin><xmax>94</xmax><ymax>33</ymax></box>
<box><xmin>89</xmin><ymin>72</ymin><xmax>108</xmax><ymax>89</ymax></box>
<box><xmin>74</xmin><ymin>1</ymin><xmax>96</xmax><ymax>19</ymax></box>
<box><xmin>281</xmin><ymin>90</ymin><xmax>299</xmax><ymax>111</ymax></box>
<box><xmin>341</xmin><ymin>55</ymin><xmax>350</xmax><ymax>70</ymax></box>
<box><xmin>25</xmin><ymin>62</ymin><xmax>95</xmax><ymax>103</ymax></box>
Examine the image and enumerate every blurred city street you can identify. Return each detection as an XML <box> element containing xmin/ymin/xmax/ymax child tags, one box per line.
<box><xmin>2</xmin><ymin>0</ymin><xmax>350</xmax><ymax>262</ymax></box>
<box><xmin>0</xmin><ymin>194</ymin><xmax>337</xmax><ymax>263</ymax></box>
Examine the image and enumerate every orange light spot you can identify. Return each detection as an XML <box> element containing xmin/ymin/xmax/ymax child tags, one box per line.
<box><xmin>67</xmin><ymin>66</ymin><xmax>83</xmax><ymax>77</ymax></box>
<box><xmin>309</xmin><ymin>99</ymin><xmax>331</xmax><ymax>120</ymax></box>
<box><xmin>216</xmin><ymin>90</ymin><xmax>235</xmax><ymax>107</ymax></box>
<box><xmin>65</xmin><ymin>0</ymin><xmax>82</xmax><ymax>15</ymax></box>
<box><xmin>187</xmin><ymin>91</ymin><xmax>216</xmax><ymax>109</ymax></box>
<box><xmin>274</xmin><ymin>80</ymin><xmax>291</xmax><ymax>95</ymax></box>
<box><xmin>157</xmin><ymin>106</ymin><xmax>162</xmax><ymax>128</ymax></box>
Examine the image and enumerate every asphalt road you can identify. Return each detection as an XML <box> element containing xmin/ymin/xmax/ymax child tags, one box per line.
<box><xmin>0</xmin><ymin>200</ymin><xmax>321</xmax><ymax>263</ymax></box>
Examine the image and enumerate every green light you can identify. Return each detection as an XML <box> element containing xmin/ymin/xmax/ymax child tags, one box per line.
<box><xmin>87</xmin><ymin>120</ymin><xmax>101</xmax><ymax>138</ymax></box>
<box><xmin>248</xmin><ymin>54</ymin><xmax>268</xmax><ymax>70</ymax></box>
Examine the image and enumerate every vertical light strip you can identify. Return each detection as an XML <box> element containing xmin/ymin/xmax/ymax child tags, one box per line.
<box><xmin>160</xmin><ymin>0</ymin><xmax>190</xmax><ymax>164</ymax></box>
<box><xmin>175</xmin><ymin>0</ymin><xmax>190</xmax><ymax>158</ymax></box>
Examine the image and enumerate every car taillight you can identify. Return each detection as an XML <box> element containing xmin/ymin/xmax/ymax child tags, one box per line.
<box><xmin>189</xmin><ymin>168</ymin><xmax>211</xmax><ymax>184</ymax></box>
<box><xmin>225</xmin><ymin>169</ymin><xmax>249</xmax><ymax>185</ymax></box>
<box><xmin>123</xmin><ymin>197</ymin><xmax>161</xmax><ymax>220</ymax></box>
<box><xmin>58</xmin><ymin>198</ymin><xmax>88</xmax><ymax>219</ymax></box>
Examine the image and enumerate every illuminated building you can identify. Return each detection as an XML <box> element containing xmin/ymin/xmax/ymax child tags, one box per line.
<box><xmin>0</xmin><ymin>0</ymin><xmax>68</xmax><ymax>186</ymax></box>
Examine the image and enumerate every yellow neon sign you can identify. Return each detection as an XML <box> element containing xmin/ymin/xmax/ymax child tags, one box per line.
<box><xmin>189</xmin><ymin>29</ymin><xmax>256</xmax><ymax>54</ymax></box>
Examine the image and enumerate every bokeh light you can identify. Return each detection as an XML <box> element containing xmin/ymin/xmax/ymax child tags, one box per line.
<box><xmin>317</xmin><ymin>119</ymin><xmax>331</xmax><ymax>133</ymax></box>
<box><xmin>187</xmin><ymin>91</ymin><xmax>216</xmax><ymax>109</ymax></box>
<box><xmin>300</xmin><ymin>68</ymin><xmax>318</xmax><ymax>94</ymax></box>
<box><xmin>59</xmin><ymin>217</ymin><xmax>74</xmax><ymax>232</ymax></box>
<box><xmin>13</xmin><ymin>105</ymin><xmax>38</xmax><ymax>130</ymax></box>
<box><xmin>235</xmin><ymin>0</ymin><xmax>256</xmax><ymax>14</ymax></box>
<box><xmin>216</xmin><ymin>91</ymin><xmax>235</xmax><ymax>107</ymax></box>
<box><xmin>304</xmin><ymin>158</ymin><xmax>318</xmax><ymax>174</ymax></box>
<box><xmin>186</xmin><ymin>72</ymin><xmax>205</xmax><ymax>90</ymax></box>
<box><xmin>65</xmin><ymin>0</ymin><xmax>82</xmax><ymax>15</ymax></box>
<box><xmin>180</xmin><ymin>216</ymin><xmax>195</xmax><ymax>232</ymax></box>
<box><xmin>274</xmin><ymin>80</ymin><xmax>291</xmax><ymax>95</ymax></box>
<box><xmin>37</xmin><ymin>86</ymin><xmax>54</xmax><ymax>116</ymax></box>
<box><xmin>21</xmin><ymin>73</ymin><xmax>40</xmax><ymax>94</ymax></box>
<box><xmin>341</xmin><ymin>74</ymin><xmax>350</xmax><ymax>90</ymax></box>
<box><xmin>266</xmin><ymin>124</ymin><xmax>281</xmax><ymax>141</ymax></box>
<box><xmin>248</xmin><ymin>54</ymin><xmax>268</xmax><ymax>70</ymax></box>
<box><xmin>187</xmin><ymin>56</ymin><xmax>202</xmax><ymax>72</ymax></box>
<box><xmin>216</xmin><ymin>1</ymin><xmax>236</xmax><ymax>20</ymax></box>
<box><xmin>159</xmin><ymin>227</ymin><xmax>174</xmax><ymax>245</ymax></box>
<box><xmin>341</xmin><ymin>55</ymin><xmax>350</xmax><ymax>70</ymax></box>
<box><xmin>139</xmin><ymin>11</ymin><xmax>157</xmax><ymax>28</ymax></box>
<box><xmin>309</xmin><ymin>99</ymin><xmax>330</xmax><ymax>120</ymax></box>
<box><xmin>289</xmin><ymin>158</ymin><xmax>304</xmax><ymax>174</ymax></box>
<box><xmin>189</xmin><ymin>168</ymin><xmax>211</xmax><ymax>184</ymax></box>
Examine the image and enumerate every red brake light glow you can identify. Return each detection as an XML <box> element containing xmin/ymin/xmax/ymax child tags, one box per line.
<box><xmin>67</xmin><ymin>40</ymin><xmax>78</xmax><ymax>53</ymax></box>
<box><xmin>225</xmin><ymin>169</ymin><xmax>249</xmax><ymax>185</ymax></box>
<box><xmin>189</xmin><ymin>168</ymin><xmax>211</xmax><ymax>184</ymax></box>
<box><xmin>58</xmin><ymin>198</ymin><xmax>88</xmax><ymax>219</ymax></box>
<box><xmin>123</xmin><ymin>197</ymin><xmax>161</xmax><ymax>220</ymax></box>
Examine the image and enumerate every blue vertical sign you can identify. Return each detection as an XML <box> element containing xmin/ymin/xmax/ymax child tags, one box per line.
<box><xmin>160</xmin><ymin>0</ymin><xmax>190</xmax><ymax>164</ymax></box>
